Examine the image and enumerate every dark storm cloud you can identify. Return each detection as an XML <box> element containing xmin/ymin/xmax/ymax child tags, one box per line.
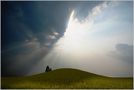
<box><xmin>109</xmin><ymin>43</ymin><xmax>133</xmax><ymax>63</ymax></box>
<box><xmin>2</xmin><ymin>1</ymin><xmax>103</xmax><ymax>76</ymax></box>
<box><xmin>2</xmin><ymin>1</ymin><xmax>102</xmax><ymax>48</ymax></box>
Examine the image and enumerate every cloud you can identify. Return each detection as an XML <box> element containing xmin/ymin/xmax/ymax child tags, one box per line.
<box><xmin>91</xmin><ymin>1</ymin><xmax>119</xmax><ymax>16</ymax></box>
<box><xmin>1</xmin><ymin>40</ymin><xmax>48</xmax><ymax>76</ymax></box>
<box><xmin>53</xmin><ymin>31</ymin><xmax>59</xmax><ymax>36</ymax></box>
<box><xmin>48</xmin><ymin>35</ymin><xmax>56</xmax><ymax>40</ymax></box>
<box><xmin>91</xmin><ymin>2</ymin><xmax>109</xmax><ymax>17</ymax></box>
<box><xmin>109</xmin><ymin>43</ymin><xmax>133</xmax><ymax>63</ymax></box>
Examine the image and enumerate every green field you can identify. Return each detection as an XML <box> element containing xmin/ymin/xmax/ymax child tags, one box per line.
<box><xmin>1</xmin><ymin>68</ymin><xmax>133</xmax><ymax>89</ymax></box>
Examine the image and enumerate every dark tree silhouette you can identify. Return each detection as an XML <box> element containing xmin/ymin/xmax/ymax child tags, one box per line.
<box><xmin>45</xmin><ymin>65</ymin><xmax>52</xmax><ymax>72</ymax></box>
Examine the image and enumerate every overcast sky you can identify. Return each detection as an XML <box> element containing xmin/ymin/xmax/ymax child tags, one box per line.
<box><xmin>2</xmin><ymin>1</ymin><xmax>133</xmax><ymax>77</ymax></box>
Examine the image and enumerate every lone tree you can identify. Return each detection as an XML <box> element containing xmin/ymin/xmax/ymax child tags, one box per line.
<box><xmin>45</xmin><ymin>65</ymin><xmax>52</xmax><ymax>72</ymax></box>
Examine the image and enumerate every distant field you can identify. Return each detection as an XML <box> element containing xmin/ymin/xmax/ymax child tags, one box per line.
<box><xmin>1</xmin><ymin>68</ymin><xmax>133</xmax><ymax>89</ymax></box>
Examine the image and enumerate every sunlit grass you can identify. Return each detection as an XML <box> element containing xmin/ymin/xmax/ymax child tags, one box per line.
<box><xmin>1</xmin><ymin>68</ymin><xmax>133</xmax><ymax>89</ymax></box>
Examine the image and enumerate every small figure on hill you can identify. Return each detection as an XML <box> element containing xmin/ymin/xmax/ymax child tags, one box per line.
<box><xmin>45</xmin><ymin>65</ymin><xmax>52</xmax><ymax>72</ymax></box>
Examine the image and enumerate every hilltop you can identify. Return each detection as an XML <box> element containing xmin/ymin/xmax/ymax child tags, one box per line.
<box><xmin>1</xmin><ymin>68</ymin><xmax>133</xmax><ymax>89</ymax></box>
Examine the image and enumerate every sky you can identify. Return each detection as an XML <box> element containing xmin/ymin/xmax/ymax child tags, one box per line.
<box><xmin>1</xmin><ymin>1</ymin><xmax>133</xmax><ymax>77</ymax></box>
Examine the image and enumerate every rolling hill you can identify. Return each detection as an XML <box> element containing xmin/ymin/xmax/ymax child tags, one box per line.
<box><xmin>1</xmin><ymin>68</ymin><xmax>133</xmax><ymax>89</ymax></box>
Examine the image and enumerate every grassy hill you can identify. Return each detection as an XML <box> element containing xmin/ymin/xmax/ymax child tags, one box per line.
<box><xmin>1</xmin><ymin>68</ymin><xmax>133</xmax><ymax>89</ymax></box>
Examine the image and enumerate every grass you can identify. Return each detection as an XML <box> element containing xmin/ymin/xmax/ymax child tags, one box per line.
<box><xmin>1</xmin><ymin>68</ymin><xmax>133</xmax><ymax>89</ymax></box>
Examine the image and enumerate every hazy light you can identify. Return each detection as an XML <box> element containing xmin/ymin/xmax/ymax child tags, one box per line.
<box><xmin>56</xmin><ymin>10</ymin><xmax>93</xmax><ymax>57</ymax></box>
